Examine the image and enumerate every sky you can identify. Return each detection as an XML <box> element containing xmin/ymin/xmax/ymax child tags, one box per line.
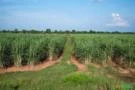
<box><xmin>0</xmin><ymin>0</ymin><xmax>135</xmax><ymax>32</ymax></box>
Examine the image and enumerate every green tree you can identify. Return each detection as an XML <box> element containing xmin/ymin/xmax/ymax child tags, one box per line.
<box><xmin>46</xmin><ymin>28</ymin><xmax>51</xmax><ymax>33</ymax></box>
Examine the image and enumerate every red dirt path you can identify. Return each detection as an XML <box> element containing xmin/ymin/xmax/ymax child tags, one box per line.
<box><xmin>71</xmin><ymin>56</ymin><xmax>87</xmax><ymax>72</ymax></box>
<box><xmin>0</xmin><ymin>59</ymin><xmax>60</xmax><ymax>74</ymax></box>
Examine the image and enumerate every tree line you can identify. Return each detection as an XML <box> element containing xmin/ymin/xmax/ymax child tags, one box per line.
<box><xmin>0</xmin><ymin>28</ymin><xmax>134</xmax><ymax>34</ymax></box>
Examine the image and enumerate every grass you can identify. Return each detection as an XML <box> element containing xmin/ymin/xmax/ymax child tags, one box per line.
<box><xmin>63</xmin><ymin>71</ymin><xmax>134</xmax><ymax>90</ymax></box>
<box><xmin>0</xmin><ymin>36</ymin><xmax>78</xmax><ymax>90</ymax></box>
<box><xmin>61</xmin><ymin>35</ymin><xmax>73</xmax><ymax>63</ymax></box>
<box><xmin>0</xmin><ymin>33</ymin><xmax>66</xmax><ymax>67</ymax></box>
<box><xmin>0</xmin><ymin>63</ymin><xmax>76</xmax><ymax>90</ymax></box>
<box><xmin>0</xmin><ymin>64</ymin><xmax>134</xmax><ymax>90</ymax></box>
<box><xmin>63</xmin><ymin>72</ymin><xmax>92</xmax><ymax>85</ymax></box>
<box><xmin>0</xmin><ymin>33</ymin><xmax>135</xmax><ymax>90</ymax></box>
<box><xmin>87</xmin><ymin>63</ymin><xmax>135</xmax><ymax>89</ymax></box>
<box><xmin>73</xmin><ymin>34</ymin><xmax>135</xmax><ymax>67</ymax></box>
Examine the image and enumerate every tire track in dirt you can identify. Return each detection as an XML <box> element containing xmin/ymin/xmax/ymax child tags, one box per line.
<box><xmin>71</xmin><ymin>56</ymin><xmax>88</xmax><ymax>72</ymax></box>
<box><xmin>0</xmin><ymin>58</ymin><xmax>61</xmax><ymax>74</ymax></box>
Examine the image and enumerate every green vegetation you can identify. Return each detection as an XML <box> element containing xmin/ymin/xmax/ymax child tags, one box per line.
<box><xmin>63</xmin><ymin>72</ymin><xmax>133</xmax><ymax>90</ymax></box>
<box><xmin>0</xmin><ymin>33</ymin><xmax>66</xmax><ymax>67</ymax></box>
<box><xmin>0</xmin><ymin>33</ymin><xmax>135</xmax><ymax>90</ymax></box>
<box><xmin>0</xmin><ymin>64</ymin><xmax>134</xmax><ymax>90</ymax></box>
<box><xmin>74</xmin><ymin>34</ymin><xmax>135</xmax><ymax>67</ymax></box>
<box><xmin>62</xmin><ymin>35</ymin><xmax>73</xmax><ymax>62</ymax></box>
<box><xmin>0</xmin><ymin>63</ymin><xmax>77</xmax><ymax>90</ymax></box>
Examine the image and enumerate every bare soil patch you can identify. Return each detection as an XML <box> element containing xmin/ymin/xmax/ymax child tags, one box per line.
<box><xmin>71</xmin><ymin>56</ymin><xmax>87</xmax><ymax>72</ymax></box>
<box><xmin>71</xmin><ymin>56</ymin><xmax>135</xmax><ymax>83</ymax></box>
<box><xmin>114</xmin><ymin>66</ymin><xmax>135</xmax><ymax>83</ymax></box>
<box><xmin>0</xmin><ymin>58</ymin><xmax>61</xmax><ymax>74</ymax></box>
<box><xmin>107</xmin><ymin>59</ymin><xmax>135</xmax><ymax>83</ymax></box>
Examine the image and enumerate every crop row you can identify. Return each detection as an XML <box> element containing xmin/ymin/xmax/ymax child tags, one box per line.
<box><xmin>73</xmin><ymin>34</ymin><xmax>135</xmax><ymax>67</ymax></box>
<box><xmin>0</xmin><ymin>33</ymin><xmax>66</xmax><ymax>67</ymax></box>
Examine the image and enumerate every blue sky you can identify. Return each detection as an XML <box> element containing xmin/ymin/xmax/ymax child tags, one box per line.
<box><xmin>0</xmin><ymin>0</ymin><xmax>135</xmax><ymax>32</ymax></box>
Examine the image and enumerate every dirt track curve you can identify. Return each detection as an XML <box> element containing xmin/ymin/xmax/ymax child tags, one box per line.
<box><xmin>71</xmin><ymin>56</ymin><xmax>87</xmax><ymax>72</ymax></box>
<box><xmin>0</xmin><ymin>59</ymin><xmax>60</xmax><ymax>74</ymax></box>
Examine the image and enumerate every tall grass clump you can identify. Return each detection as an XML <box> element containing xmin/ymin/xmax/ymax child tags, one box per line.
<box><xmin>74</xmin><ymin>34</ymin><xmax>135</xmax><ymax>67</ymax></box>
<box><xmin>0</xmin><ymin>33</ymin><xmax>66</xmax><ymax>67</ymax></box>
<box><xmin>53</xmin><ymin>37</ymin><xmax>66</xmax><ymax>58</ymax></box>
<box><xmin>0</xmin><ymin>37</ymin><xmax>15</xmax><ymax>67</ymax></box>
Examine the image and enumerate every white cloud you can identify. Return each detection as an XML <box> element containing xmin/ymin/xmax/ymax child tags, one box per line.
<box><xmin>107</xmin><ymin>13</ymin><xmax>129</xmax><ymax>27</ymax></box>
